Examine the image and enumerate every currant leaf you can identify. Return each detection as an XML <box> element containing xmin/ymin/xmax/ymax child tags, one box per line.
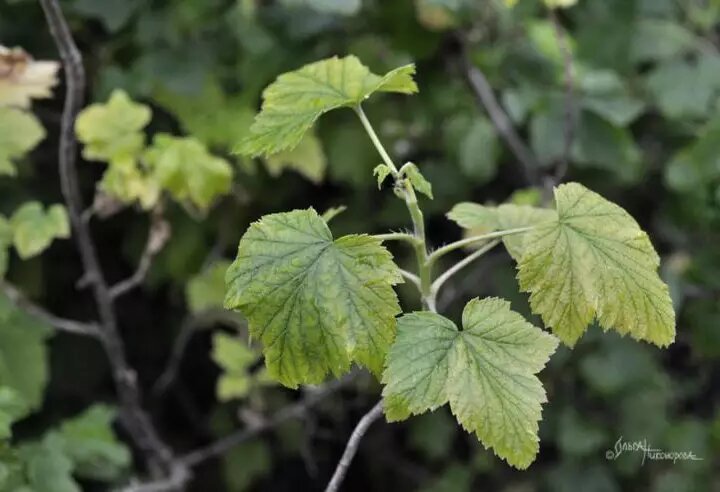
<box><xmin>0</xmin><ymin>107</ymin><xmax>45</xmax><ymax>176</ymax></box>
<box><xmin>382</xmin><ymin>297</ymin><xmax>559</xmax><ymax>469</ymax></box>
<box><xmin>10</xmin><ymin>203</ymin><xmax>70</xmax><ymax>260</ymax></box>
<box><xmin>75</xmin><ymin>90</ymin><xmax>151</xmax><ymax>162</ymax></box>
<box><xmin>518</xmin><ymin>182</ymin><xmax>675</xmax><ymax>347</ymax></box>
<box><xmin>403</xmin><ymin>162</ymin><xmax>433</xmax><ymax>199</ymax></box>
<box><xmin>144</xmin><ymin>134</ymin><xmax>233</xmax><ymax>210</ymax></box>
<box><xmin>235</xmin><ymin>55</ymin><xmax>417</xmax><ymax>157</ymax></box>
<box><xmin>224</xmin><ymin>208</ymin><xmax>402</xmax><ymax>387</ymax></box>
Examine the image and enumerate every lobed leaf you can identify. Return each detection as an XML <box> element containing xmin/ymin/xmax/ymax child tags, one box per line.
<box><xmin>382</xmin><ymin>297</ymin><xmax>559</xmax><ymax>469</ymax></box>
<box><xmin>10</xmin><ymin>203</ymin><xmax>70</xmax><ymax>260</ymax></box>
<box><xmin>0</xmin><ymin>107</ymin><xmax>45</xmax><ymax>176</ymax></box>
<box><xmin>235</xmin><ymin>55</ymin><xmax>417</xmax><ymax>157</ymax></box>
<box><xmin>225</xmin><ymin>208</ymin><xmax>402</xmax><ymax>387</ymax></box>
<box><xmin>517</xmin><ymin>183</ymin><xmax>675</xmax><ymax>347</ymax></box>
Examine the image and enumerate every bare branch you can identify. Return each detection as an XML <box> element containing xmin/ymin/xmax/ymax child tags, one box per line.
<box><xmin>110</xmin><ymin>210</ymin><xmax>170</xmax><ymax>299</ymax></box>
<box><xmin>324</xmin><ymin>400</ymin><xmax>384</xmax><ymax>492</ymax></box>
<box><xmin>39</xmin><ymin>0</ymin><xmax>179</xmax><ymax>480</ymax></box>
<box><xmin>180</xmin><ymin>376</ymin><xmax>352</xmax><ymax>468</ymax></box>
<box><xmin>152</xmin><ymin>309</ymin><xmax>244</xmax><ymax>397</ymax></box>
<box><xmin>548</xmin><ymin>8</ymin><xmax>576</xmax><ymax>188</ymax></box>
<box><xmin>0</xmin><ymin>280</ymin><xmax>99</xmax><ymax>336</ymax></box>
<box><xmin>456</xmin><ymin>33</ymin><xmax>541</xmax><ymax>186</ymax></box>
<box><xmin>120</xmin><ymin>465</ymin><xmax>190</xmax><ymax>492</ymax></box>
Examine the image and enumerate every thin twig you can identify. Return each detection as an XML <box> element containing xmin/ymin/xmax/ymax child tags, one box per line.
<box><xmin>110</xmin><ymin>210</ymin><xmax>170</xmax><ymax>299</ymax></box>
<box><xmin>38</xmin><ymin>0</ymin><xmax>179</xmax><ymax>480</ymax></box>
<box><xmin>324</xmin><ymin>400</ymin><xmax>384</xmax><ymax>492</ymax></box>
<box><xmin>456</xmin><ymin>33</ymin><xmax>541</xmax><ymax>186</ymax></box>
<box><xmin>152</xmin><ymin>309</ymin><xmax>245</xmax><ymax>397</ymax></box>
<box><xmin>431</xmin><ymin>240</ymin><xmax>500</xmax><ymax>296</ymax></box>
<box><xmin>0</xmin><ymin>280</ymin><xmax>99</xmax><ymax>336</ymax></box>
<box><xmin>180</xmin><ymin>376</ymin><xmax>352</xmax><ymax>467</ymax></box>
<box><xmin>548</xmin><ymin>8</ymin><xmax>576</xmax><ymax>189</ymax></box>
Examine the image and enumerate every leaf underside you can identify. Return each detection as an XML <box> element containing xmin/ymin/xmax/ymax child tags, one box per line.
<box><xmin>382</xmin><ymin>297</ymin><xmax>559</xmax><ymax>469</ymax></box>
<box><xmin>224</xmin><ymin>208</ymin><xmax>402</xmax><ymax>388</ymax></box>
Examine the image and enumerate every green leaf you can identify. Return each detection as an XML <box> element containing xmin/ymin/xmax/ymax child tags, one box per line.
<box><xmin>144</xmin><ymin>134</ymin><xmax>233</xmax><ymax>210</ymax></box>
<box><xmin>403</xmin><ymin>162</ymin><xmax>433</xmax><ymax>199</ymax></box>
<box><xmin>447</xmin><ymin>202</ymin><xmax>555</xmax><ymax>260</ymax></box>
<box><xmin>0</xmin><ymin>387</ymin><xmax>28</xmax><ymax>439</ymax></box>
<box><xmin>235</xmin><ymin>55</ymin><xmax>417</xmax><ymax>157</ymax></box>
<box><xmin>630</xmin><ymin>19</ymin><xmax>697</xmax><ymax>63</ymax></box>
<box><xmin>382</xmin><ymin>297</ymin><xmax>559</xmax><ymax>469</ymax></box>
<box><xmin>265</xmin><ymin>131</ymin><xmax>327</xmax><ymax>183</ymax></box>
<box><xmin>212</xmin><ymin>332</ymin><xmax>259</xmax><ymax>401</ymax></box>
<box><xmin>19</xmin><ymin>434</ymin><xmax>80</xmax><ymax>492</ymax></box>
<box><xmin>186</xmin><ymin>261</ymin><xmax>232</xmax><ymax>314</ymax></box>
<box><xmin>57</xmin><ymin>405</ymin><xmax>131</xmax><ymax>481</ymax></box>
<box><xmin>665</xmin><ymin>115</ymin><xmax>720</xmax><ymax>192</ymax></box>
<box><xmin>321</xmin><ymin>205</ymin><xmax>347</xmax><ymax>223</ymax></box>
<box><xmin>0</xmin><ymin>299</ymin><xmax>51</xmax><ymax>412</ymax></box>
<box><xmin>517</xmin><ymin>182</ymin><xmax>675</xmax><ymax>347</ymax></box>
<box><xmin>373</xmin><ymin>163</ymin><xmax>393</xmax><ymax>189</ymax></box>
<box><xmin>10</xmin><ymin>203</ymin><xmax>70</xmax><ymax>259</ymax></box>
<box><xmin>75</xmin><ymin>90</ymin><xmax>151</xmax><ymax>162</ymax></box>
<box><xmin>225</xmin><ymin>208</ymin><xmax>402</xmax><ymax>387</ymax></box>
<box><xmin>0</xmin><ymin>217</ymin><xmax>10</xmax><ymax>278</ymax></box>
<box><xmin>0</xmin><ymin>108</ymin><xmax>45</xmax><ymax>176</ymax></box>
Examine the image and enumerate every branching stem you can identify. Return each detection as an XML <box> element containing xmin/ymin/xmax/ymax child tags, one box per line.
<box><xmin>427</xmin><ymin>227</ymin><xmax>535</xmax><ymax>265</ymax></box>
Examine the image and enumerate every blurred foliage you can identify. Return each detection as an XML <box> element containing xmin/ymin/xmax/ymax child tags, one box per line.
<box><xmin>1</xmin><ymin>0</ymin><xmax>719</xmax><ymax>490</ymax></box>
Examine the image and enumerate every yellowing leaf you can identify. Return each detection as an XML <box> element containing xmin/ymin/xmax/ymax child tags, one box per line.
<box><xmin>0</xmin><ymin>107</ymin><xmax>45</xmax><ymax>176</ymax></box>
<box><xmin>236</xmin><ymin>55</ymin><xmax>417</xmax><ymax>157</ymax></box>
<box><xmin>265</xmin><ymin>131</ymin><xmax>326</xmax><ymax>183</ymax></box>
<box><xmin>10</xmin><ymin>203</ymin><xmax>70</xmax><ymax>259</ymax></box>
<box><xmin>144</xmin><ymin>134</ymin><xmax>233</xmax><ymax>210</ymax></box>
<box><xmin>75</xmin><ymin>90</ymin><xmax>151</xmax><ymax>162</ymax></box>
<box><xmin>382</xmin><ymin>297</ymin><xmax>559</xmax><ymax>469</ymax></box>
<box><xmin>518</xmin><ymin>183</ymin><xmax>675</xmax><ymax>347</ymax></box>
<box><xmin>225</xmin><ymin>208</ymin><xmax>402</xmax><ymax>387</ymax></box>
<box><xmin>212</xmin><ymin>332</ymin><xmax>259</xmax><ymax>401</ymax></box>
<box><xmin>0</xmin><ymin>46</ymin><xmax>59</xmax><ymax>108</ymax></box>
<box><xmin>98</xmin><ymin>156</ymin><xmax>160</xmax><ymax>210</ymax></box>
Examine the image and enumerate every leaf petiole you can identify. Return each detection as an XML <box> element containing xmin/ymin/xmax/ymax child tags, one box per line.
<box><xmin>427</xmin><ymin>226</ymin><xmax>535</xmax><ymax>265</ymax></box>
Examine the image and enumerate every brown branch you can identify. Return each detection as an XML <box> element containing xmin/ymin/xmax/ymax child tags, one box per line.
<box><xmin>0</xmin><ymin>280</ymin><xmax>99</xmax><ymax>336</ymax></box>
<box><xmin>324</xmin><ymin>400</ymin><xmax>384</xmax><ymax>492</ymax></box>
<box><xmin>38</xmin><ymin>0</ymin><xmax>181</xmax><ymax>482</ymax></box>
<box><xmin>110</xmin><ymin>209</ymin><xmax>170</xmax><ymax>299</ymax></box>
<box><xmin>548</xmin><ymin>8</ymin><xmax>576</xmax><ymax>188</ymax></box>
<box><xmin>456</xmin><ymin>34</ymin><xmax>541</xmax><ymax>186</ymax></box>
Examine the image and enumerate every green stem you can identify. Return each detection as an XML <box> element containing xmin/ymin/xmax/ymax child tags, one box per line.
<box><xmin>373</xmin><ymin>232</ymin><xmax>420</xmax><ymax>246</ymax></box>
<box><xmin>355</xmin><ymin>105</ymin><xmax>399</xmax><ymax>175</ymax></box>
<box><xmin>355</xmin><ymin>105</ymin><xmax>434</xmax><ymax>311</ymax></box>
<box><xmin>431</xmin><ymin>240</ymin><xmax>500</xmax><ymax>296</ymax></box>
<box><xmin>427</xmin><ymin>226</ymin><xmax>535</xmax><ymax>265</ymax></box>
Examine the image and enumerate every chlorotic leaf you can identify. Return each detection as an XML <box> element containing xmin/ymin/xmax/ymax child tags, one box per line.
<box><xmin>264</xmin><ymin>131</ymin><xmax>327</xmax><ymax>183</ymax></box>
<box><xmin>382</xmin><ymin>297</ymin><xmax>559</xmax><ymax>469</ymax></box>
<box><xmin>517</xmin><ymin>182</ymin><xmax>676</xmax><ymax>347</ymax></box>
<box><xmin>98</xmin><ymin>156</ymin><xmax>160</xmax><ymax>210</ymax></box>
<box><xmin>75</xmin><ymin>90</ymin><xmax>151</xmax><ymax>162</ymax></box>
<box><xmin>447</xmin><ymin>202</ymin><xmax>555</xmax><ymax>260</ymax></box>
<box><xmin>403</xmin><ymin>162</ymin><xmax>433</xmax><ymax>199</ymax></box>
<box><xmin>0</xmin><ymin>46</ymin><xmax>59</xmax><ymax>108</ymax></box>
<box><xmin>57</xmin><ymin>405</ymin><xmax>131</xmax><ymax>482</ymax></box>
<box><xmin>373</xmin><ymin>164</ymin><xmax>393</xmax><ymax>189</ymax></box>
<box><xmin>225</xmin><ymin>208</ymin><xmax>402</xmax><ymax>387</ymax></box>
<box><xmin>10</xmin><ymin>203</ymin><xmax>70</xmax><ymax>259</ymax></box>
<box><xmin>0</xmin><ymin>108</ymin><xmax>45</xmax><ymax>176</ymax></box>
<box><xmin>144</xmin><ymin>134</ymin><xmax>233</xmax><ymax>210</ymax></box>
<box><xmin>235</xmin><ymin>56</ymin><xmax>417</xmax><ymax>157</ymax></box>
